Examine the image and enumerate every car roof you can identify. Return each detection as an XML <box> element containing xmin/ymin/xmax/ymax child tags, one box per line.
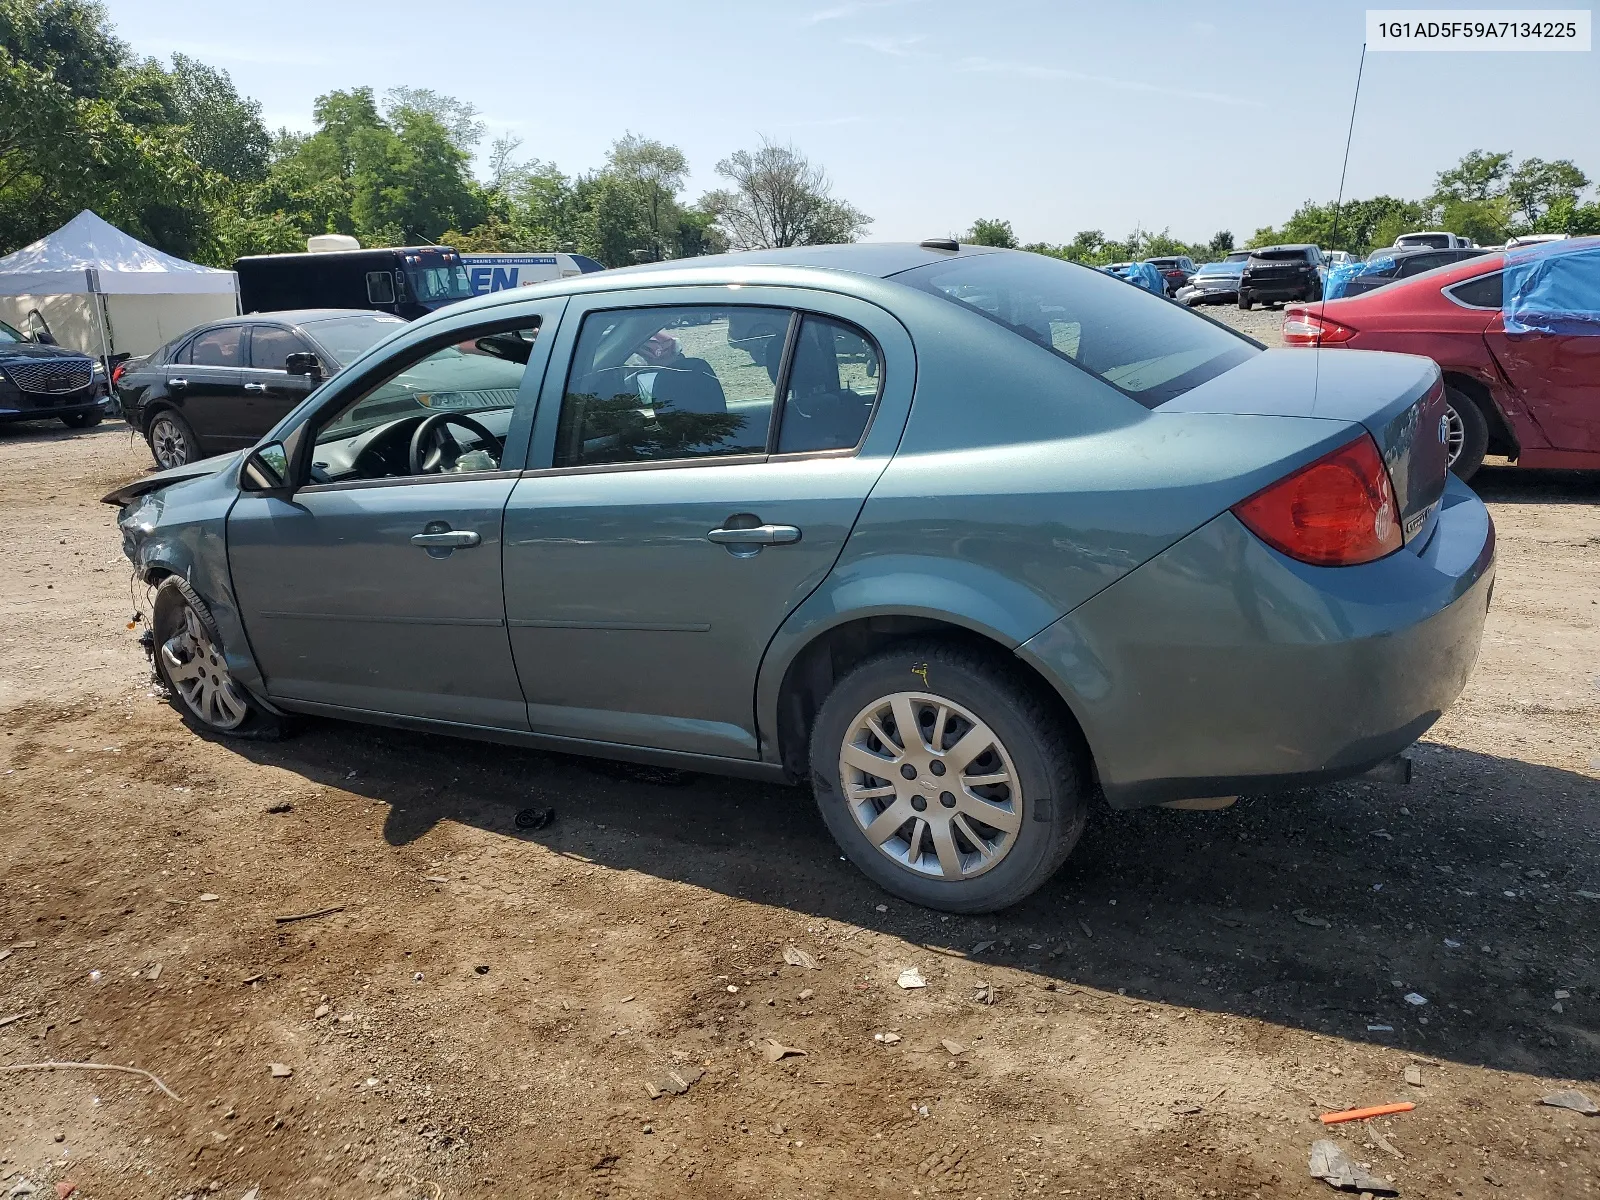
<box><xmin>424</xmin><ymin>243</ymin><xmax>1011</xmax><ymax>320</ymax></box>
<box><xmin>199</xmin><ymin>308</ymin><xmax>384</xmax><ymax>329</ymax></box>
<box><xmin>1250</xmin><ymin>244</ymin><xmax>1318</xmax><ymax>253</ymax></box>
<box><xmin>1331</xmin><ymin>250</ymin><xmax>1505</xmax><ymax>305</ymax></box>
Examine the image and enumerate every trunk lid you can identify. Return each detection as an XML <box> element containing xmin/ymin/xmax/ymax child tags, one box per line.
<box><xmin>1157</xmin><ymin>348</ymin><xmax>1450</xmax><ymax>548</ymax></box>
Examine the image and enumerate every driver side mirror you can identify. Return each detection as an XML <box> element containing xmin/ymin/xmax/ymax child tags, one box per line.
<box><xmin>285</xmin><ymin>351</ymin><xmax>324</xmax><ymax>381</ymax></box>
<box><xmin>241</xmin><ymin>441</ymin><xmax>293</xmax><ymax>496</ymax></box>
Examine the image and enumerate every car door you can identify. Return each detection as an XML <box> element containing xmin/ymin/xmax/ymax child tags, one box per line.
<box><xmin>169</xmin><ymin>325</ymin><xmax>247</xmax><ymax>453</ymax></box>
<box><xmin>1485</xmin><ymin>314</ymin><xmax>1600</xmax><ymax>453</ymax></box>
<box><xmin>241</xmin><ymin>323</ymin><xmax>317</xmax><ymax>437</ymax></box>
<box><xmin>503</xmin><ymin>288</ymin><xmax>915</xmax><ymax>761</ymax></box>
<box><xmin>226</xmin><ymin>299</ymin><xmax>567</xmax><ymax>728</ymax></box>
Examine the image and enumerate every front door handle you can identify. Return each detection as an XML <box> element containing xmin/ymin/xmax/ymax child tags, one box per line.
<box><xmin>411</xmin><ymin>530</ymin><xmax>481</xmax><ymax>549</ymax></box>
<box><xmin>243</xmin><ymin>382</ymin><xmax>268</xmax><ymax>393</ymax></box>
<box><xmin>707</xmin><ymin>524</ymin><xmax>801</xmax><ymax>546</ymax></box>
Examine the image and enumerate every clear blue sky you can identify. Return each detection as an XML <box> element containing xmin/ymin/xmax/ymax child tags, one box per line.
<box><xmin>107</xmin><ymin>0</ymin><xmax>1599</xmax><ymax>244</ymax></box>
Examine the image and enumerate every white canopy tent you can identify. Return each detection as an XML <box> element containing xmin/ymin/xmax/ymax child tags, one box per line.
<box><xmin>0</xmin><ymin>210</ymin><xmax>239</xmax><ymax>362</ymax></box>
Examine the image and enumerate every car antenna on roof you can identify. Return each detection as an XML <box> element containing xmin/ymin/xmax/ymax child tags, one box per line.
<box><xmin>920</xmin><ymin>238</ymin><xmax>961</xmax><ymax>252</ymax></box>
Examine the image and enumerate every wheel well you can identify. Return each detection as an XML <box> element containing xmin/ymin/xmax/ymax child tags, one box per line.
<box><xmin>1443</xmin><ymin>372</ymin><xmax>1518</xmax><ymax>459</ymax></box>
<box><xmin>773</xmin><ymin>616</ymin><xmax>1096</xmax><ymax>784</ymax></box>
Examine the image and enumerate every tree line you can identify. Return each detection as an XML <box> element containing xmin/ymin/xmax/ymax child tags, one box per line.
<box><xmin>969</xmin><ymin>149</ymin><xmax>1598</xmax><ymax>265</ymax></box>
<box><xmin>0</xmin><ymin>0</ymin><xmax>870</xmax><ymax>266</ymax></box>
<box><xmin>3</xmin><ymin>1</ymin><xmax>1595</xmax><ymax>270</ymax></box>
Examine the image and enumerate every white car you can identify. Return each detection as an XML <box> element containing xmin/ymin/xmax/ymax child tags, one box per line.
<box><xmin>1392</xmin><ymin>231</ymin><xmax>1473</xmax><ymax>250</ymax></box>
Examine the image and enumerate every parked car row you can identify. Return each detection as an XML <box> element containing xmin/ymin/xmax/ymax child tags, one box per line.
<box><xmin>105</xmin><ymin>240</ymin><xmax>1496</xmax><ymax>913</ymax></box>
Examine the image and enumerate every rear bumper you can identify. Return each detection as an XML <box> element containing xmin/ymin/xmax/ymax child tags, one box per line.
<box><xmin>1242</xmin><ymin>275</ymin><xmax>1316</xmax><ymax>299</ymax></box>
<box><xmin>1020</xmin><ymin>475</ymin><xmax>1495</xmax><ymax>808</ymax></box>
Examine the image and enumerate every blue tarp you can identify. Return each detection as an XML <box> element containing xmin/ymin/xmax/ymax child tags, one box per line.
<box><xmin>1104</xmin><ymin>262</ymin><xmax>1166</xmax><ymax>294</ymax></box>
<box><xmin>1324</xmin><ymin>254</ymin><xmax>1396</xmax><ymax>301</ymax></box>
<box><xmin>1502</xmin><ymin>237</ymin><xmax>1600</xmax><ymax>335</ymax></box>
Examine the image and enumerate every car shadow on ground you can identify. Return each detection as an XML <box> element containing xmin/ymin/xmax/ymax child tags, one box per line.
<box><xmin>226</xmin><ymin>717</ymin><xmax>1600</xmax><ymax>1084</ymax></box>
<box><xmin>1470</xmin><ymin>461</ymin><xmax>1600</xmax><ymax>504</ymax></box>
<box><xmin>0</xmin><ymin>415</ymin><xmax>130</xmax><ymax>446</ymax></box>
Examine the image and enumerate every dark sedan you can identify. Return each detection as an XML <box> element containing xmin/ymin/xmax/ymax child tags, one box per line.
<box><xmin>118</xmin><ymin>309</ymin><xmax>407</xmax><ymax>468</ymax></box>
<box><xmin>0</xmin><ymin>319</ymin><xmax>108</xmax><ymax>428</ymax></box>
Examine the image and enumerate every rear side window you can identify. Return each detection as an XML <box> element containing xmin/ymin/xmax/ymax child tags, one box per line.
<box><xmin>249</xmin><ymin>325</ymin><xmax>313</xmax><ymax>370</ymax></box>
<box><xmin>896</xmin><ymin>252</ymin><xmax>1258</xmax><ymax>408</ymax></box>
<box><xmin>188</xmin><ymin>326</ymin><xmax>243</xmax><ymax>367</ymax></box>
<box><xmin>776</xmin><ymin>315</ymin><xmax>881</xmax><ymax>454</ymax></box>
<box><xmin>555</xmin><ymin>306</ymin><xmax>785</xmax><ymax>468</ymax></box>
<box><xmin>1447</xmin><ymin>272</ymin><xmax>1503</xmax><ymax>309</ymax></box>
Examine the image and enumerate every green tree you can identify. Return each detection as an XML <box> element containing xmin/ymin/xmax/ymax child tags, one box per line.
<box><xmin>1432</xmin><ymin>149</ymin><xmax>1512</xmax><ymax>204</ymax></box>
<box><xmin>606</xmin><ymin>132</ymin><xmax>687</xmax><ymax>261</ymax></box>
<box><xmin>968</xmin><ymin>218</ymin><xmax>1017</xmax><ymax>248</ymax></box>
<box><xmin>382</xmin><ymin>86</ymin><xmax>483</xmax><ymax>153</ymax></box>
<box><xmin>167</xmin><ymin>52</ymin><xmax>268</xmax><ymax>181</ymax></box>
<box><xmin>1207</xmin><ymin>230</ymin><xmax>1235</xmax><ymax>257</ymax></box>
<box><xmin>1505</xmin><ymin>156</ymin><xmax>1590</xmax><ymax>227</ymax></box>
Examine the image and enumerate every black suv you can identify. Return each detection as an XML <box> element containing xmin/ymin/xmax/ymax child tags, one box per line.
<box><xmin>1239</xmin><ymin>245</ymin><xmax>1323</xmax><ymax>309</ymax></box>
<box><xmin>0</xmin><ymin>317</ymin><xmax>107</xmax><ymax>428</ymax></box>
<box><xmin>1338</xmin><ymin>246</ymin><xmax>1490</xmax><ymax>298</ymax></box>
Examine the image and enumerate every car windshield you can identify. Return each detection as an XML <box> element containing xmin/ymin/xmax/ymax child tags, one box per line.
<box><xmin>1147</xmin><ymin>258</ymin><xmax>1180</xmax><ymax>268</ymax></box>
<box><xmin>302</xmin><ymin>313</ymin><xmax>407</xmax><ymax>365</ymax></box>
<box><xmin>1225</xmin><ymin>251</ymin><xmax>1250</xmax><ymax>262</ymax></box>
<box><xmin>0</xmin><ymin>320</ymin><xmax>21</xmax><ymax>343</ymax></box>
<box><xmin>408</xmin><ymin>262</ymin><xmax>473</xmax><ymax>303</ymax></box>
<box><xmin>896</xmin><ymin>251</ymin><xmax>1259</xmax><ymax>408</ymax></box>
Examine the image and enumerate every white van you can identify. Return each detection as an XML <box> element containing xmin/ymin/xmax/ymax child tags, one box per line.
<box><xmin>460</xmin><ymin>252</ymin><xmax>606</xmax><ymax>297</ymax></box>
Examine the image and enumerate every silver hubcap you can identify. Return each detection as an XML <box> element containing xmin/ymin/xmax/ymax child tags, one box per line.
<box><xmin>839</xmin><ymin>691</ymin><xmax>1022</xmax><ymax>881</ymax></box>
<box><xmin>161</xmin><ymin>607</ymin><xmax>248</xmax><ymax>730</ymax></box>
<box><xmin>1443</xmin><ymin>404</ymin><xmax>1465</xmax><ymax>467</ymax></box>
<box><xmin>151</xmin><ymin>417</ymin><xmax>189</xmax><ymax>468</ymax></box>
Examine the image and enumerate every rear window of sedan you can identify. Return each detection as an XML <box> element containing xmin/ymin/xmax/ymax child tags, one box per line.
<box><xmin>895</xmin><ymin>251</ymin><xmax>1259</xmax><ymax>408</ymax></box>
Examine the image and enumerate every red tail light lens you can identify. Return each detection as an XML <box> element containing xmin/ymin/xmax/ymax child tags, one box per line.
<box><xmin>1232</xmin><ymin>434</ymin><xmax>1402</xmax><ymax>566</ymax></box>
<box><xmin>110</xmin><ymin>362</ymin><xmax>127</xmax><ymax>386</ymax></box>
<box><xmin>1281</xmin><ymin>311</ymin><xmax>1356</xmax><ymax>346</ymax></box>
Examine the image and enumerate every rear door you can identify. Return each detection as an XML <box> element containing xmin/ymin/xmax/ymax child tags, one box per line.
<box><xmin>168</xmin><ymin>326</ymin><xmax>247</xmax><ymax>453</ymax></box>
<box><xmin>502</xmin><ymin>287</ymin><xmax>914</xmax><ymax>761</ymax></box>
<box><xmin>1486</xmin><ymin>314</ymin><xmax>1600</xmax><ymax>452</ymax></box>
<box><xmin>241</xmin><ymin>324</ymin><xmax>317</xmax><ymax>439</ymax></box>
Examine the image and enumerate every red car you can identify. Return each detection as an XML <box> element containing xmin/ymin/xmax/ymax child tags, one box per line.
<box><xmin>1280</xmin><ymin>238</ymin><xmax>1600</xmax><ymax>480</ymax></box>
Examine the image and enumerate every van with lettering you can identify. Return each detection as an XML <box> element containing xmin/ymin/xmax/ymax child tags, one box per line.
<box><xmin>461</xmin><ymin>253</ymin><xmax>606</xmax><ymax>297</ymax></box>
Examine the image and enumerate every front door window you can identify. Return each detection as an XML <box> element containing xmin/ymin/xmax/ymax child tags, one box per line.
<box><xmin>554</xmin><ymin>306</ymin><xmax>789</xmax><ymax>467</ymax></box>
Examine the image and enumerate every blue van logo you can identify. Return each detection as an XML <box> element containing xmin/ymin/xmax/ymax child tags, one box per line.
<box><xmin>465</xmin><ymin>256</ymin><xmax>561</xmax><ymax>296</ymax></box>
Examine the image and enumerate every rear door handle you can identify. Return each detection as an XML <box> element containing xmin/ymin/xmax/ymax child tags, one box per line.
<box><xmin>411</xmin><ymin>530</ymin><xmax>481</xmax><ymax>549</ymax></box>
<box><xmin>243</xmin><ymin>382</ymin><xmax>267</xmax><ymax>393</ymax></box>
<box><xmin>707</xmin><ymin>524</ymin><xmax>801</xmax><ymax>546</ymax></box>
<box><xmin>166</xmin><ymin>377</ymin><xmax>188</xmax><ymax>390</ymax></box>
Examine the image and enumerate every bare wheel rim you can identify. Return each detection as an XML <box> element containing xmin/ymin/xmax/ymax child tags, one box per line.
<box><xmin>839</xmin><ymin>691</ymin><xmax>1023</xmax><ymax>881</ymax></box>
<box><xmin>1443</xmin><ymin>404</ymin><xmax>1466</xmax><ymax>467</ymax></box>
<box><xmin>150</xmin><ymin>416</ymin><xmax>189</xmax><ymax>468</ymax></box>
<box><xmin>160</xmin><ymin>606</ymin><xmax>248</xmax><ymax>730</ymax></box>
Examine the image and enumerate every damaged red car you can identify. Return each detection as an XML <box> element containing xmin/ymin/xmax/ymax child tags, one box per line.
<box><xmin>1281</xmin><ymin>237</ymin><xmax>1600</xmax><ymax>480</ymax></box>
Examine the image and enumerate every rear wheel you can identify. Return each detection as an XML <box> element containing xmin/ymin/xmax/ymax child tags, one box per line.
<box><xmin>1443</xmin><ymin>386</ymin><xmax>1489</xmax><ymax>481</ymax></box>
<box><xmin>152</xmin><ymin>577</ymin><xmax>279</xmax><ymax>738</ymax></box>
<box><xmin>1237</xmin><ymin>290</ymin><xmax>1253</xmax><ymax>310</ymax></box>
<box><xmin>809</xmin><ymin>642</ymin><xmax>1089</xmax><ymax>913</ymax></box>
<box><xmin>61</xmin><ymin>410</ymin><xmax>102</xmax><ymax>429</ymax></box>
<box><xmin>147</xmin><ymin>410</ymin><xmax>197</xmax><ymax>469</ymax></box>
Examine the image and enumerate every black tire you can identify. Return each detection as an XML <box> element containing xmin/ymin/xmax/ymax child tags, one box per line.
<box><xmin>1444</xmin><ymin>386</ymin><xmax>1490</xmax><ymax>482</ymax></box>
<box><xmin>1307</xmin><ymin>280</ymin><xmax>1323</xmax><ymax>302</ymax></box>
<box><xmin>1237</xmin><ymin>291</ymin><xmax>1253</xmax><ymax>310</ymax></box>
<box><xmin>61</xmin><ymin>410</ymin><xmax>102</xmax><ymax>429</ymax></box>
<box><xmin>146</xmin><ymin>408</ymin><xmax>198</xmax><ymax>469</ymax></box>
<box><xmin>151</xmin><ymin>577</ymin><xmax>281</xmax><ymax>739</ymax></box>
<box><xmin>809</xmin><ymin>641</ymin><xmax>1090</xmax><ymax>913</ymax></box>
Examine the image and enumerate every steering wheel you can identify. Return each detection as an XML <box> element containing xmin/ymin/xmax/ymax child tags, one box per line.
<box><xmin>408</xmin><ymin>411</ymin><xmax>505</xmax><ymax>475</ymax></box>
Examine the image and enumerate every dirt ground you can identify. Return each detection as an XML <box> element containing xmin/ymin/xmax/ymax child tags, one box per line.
<box><xmin>1</xmin><ymin>339</ymin><xmax>1597</xmax><ymax>1199</ymax></box>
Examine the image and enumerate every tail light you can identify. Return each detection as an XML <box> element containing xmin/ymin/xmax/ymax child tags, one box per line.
<box><xmin>1232</xmin><ymin>434</ymin><xmax>1402</xmax><ymax>566</ymax></box>
<box><xmin>1281</xmin><ymin>310</ymin><xmax>1356</xmax><ymax>346</ymax></box>
<box><xmin>111</xmin><ymin>362</ymin><xmax>128</xmax><ymax>386</ymax></box>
